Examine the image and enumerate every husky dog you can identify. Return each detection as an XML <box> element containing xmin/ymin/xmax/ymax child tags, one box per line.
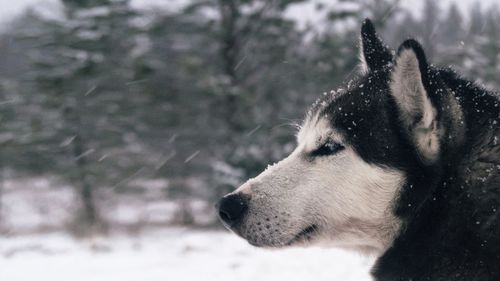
<box><xmin>217</xmin><ymin>19</ymin><xmax>500</xmax><ymax>281</ymax></box>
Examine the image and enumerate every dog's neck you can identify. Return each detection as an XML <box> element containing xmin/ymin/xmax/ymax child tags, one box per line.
<box><xmin>440</xmin><ymin>70</ymin><xmax>500</xmax><ymax>191</ymax></box>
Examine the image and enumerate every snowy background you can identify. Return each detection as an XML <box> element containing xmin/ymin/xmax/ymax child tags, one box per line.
<box><xmin>0</xmin><ymin>228</ymin><xmax>374</xmax><ymax>281</ymax></box>
<box><xmin>0</xmin><ymin>179</ymin><xmax>373</xmax><ymax>281</ymax></box>
<box><xmin>0</xmin><ymin>0</ymin><xmax>499</xmax><ymax>280</ymax></box>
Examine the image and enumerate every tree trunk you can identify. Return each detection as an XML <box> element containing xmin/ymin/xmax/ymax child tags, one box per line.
<box><xmin>218</xmin><ymin>0</ymin><xmax>243</xmax><ymax>133</ymax></box>
<box><xmin>73</xmin><ymin>134</ymin><xmax>97</xmax><ymax>228</ymax></box>
<box><xmin>64</xmin><ymin>105</ymin><xmax>99</xmax><ymax>233</ymax></box>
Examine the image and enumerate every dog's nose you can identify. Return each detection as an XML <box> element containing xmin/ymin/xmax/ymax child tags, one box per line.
<box><xmin>217</xmin><ymin>193</ymin><xmax>249</xmax><ymax>227</ymax></box>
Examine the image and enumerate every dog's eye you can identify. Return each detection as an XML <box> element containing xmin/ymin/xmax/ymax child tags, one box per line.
<box><xmin>311</xmin><ymin>141</ymin><xmax>344</xmax><ymax>157</ymax></box>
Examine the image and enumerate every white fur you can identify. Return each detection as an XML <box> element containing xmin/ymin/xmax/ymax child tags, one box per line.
<box><xmin>297</xmin><ymin>113</ymin><xmax>343</xmax><ymax>151</ymax></box>
<box><xmin>390</xmin><ymin>49</ymin><xmax>440</xmax><ymax>163</ymax></box>
<box><xmin>234</xmin><ymin>113</ymin><xmax>405</xmax><ymax>255</ymax></box>
<box><xmin>358</xmin><ymin>36</ymin><xmax>369</xmax><ymax>74</ymax></box>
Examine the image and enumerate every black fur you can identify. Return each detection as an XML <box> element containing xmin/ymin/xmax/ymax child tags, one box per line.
<box><xmin>360</xmin><ymin>19</ymin><xmax>393</xmax><ymax>71</ymax></box>
<box><xmin>317</xmin><ymin>20</ymin><xmax>500</xmax><ymax>281</ymax></box>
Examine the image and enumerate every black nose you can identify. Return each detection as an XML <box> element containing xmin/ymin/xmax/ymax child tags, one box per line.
<box><xmin>217</xmin><ymin>193</ymin><xmax>249</xmax><ymax>227</ymax></box>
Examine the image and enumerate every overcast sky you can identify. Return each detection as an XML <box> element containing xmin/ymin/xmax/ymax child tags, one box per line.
<box><xmin>0</xmin><ymin>0</ymin><xmax>497</xmax><ymax>25</ymax></box>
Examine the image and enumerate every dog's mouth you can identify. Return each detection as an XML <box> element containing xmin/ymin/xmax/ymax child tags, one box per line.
<box><xmin>286</xmin><ymin>224</ymin><xmax>319</xmax><ymax>246</ymax></box>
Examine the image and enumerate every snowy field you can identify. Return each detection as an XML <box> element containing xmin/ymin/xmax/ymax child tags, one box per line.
<box><xmin>0</xmin><ymin>228</ymin><xmax>374</xmax><ymax>281</ymax></box>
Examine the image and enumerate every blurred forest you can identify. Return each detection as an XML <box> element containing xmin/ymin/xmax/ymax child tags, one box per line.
<box><xmin>0</xmin><ymin>0</ymin><xmax>498</xmax><ymax>236</ymax></box>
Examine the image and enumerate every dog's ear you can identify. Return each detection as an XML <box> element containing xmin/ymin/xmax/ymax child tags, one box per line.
<box><xmin>390</xmin><ymin>39</ymin><xmax>440</xmax><ymax>164</ymax></box>
<box><xmin>359</xmin><ymin>18</ymin><xmax>393</xmax><ymax>72</ymax></box>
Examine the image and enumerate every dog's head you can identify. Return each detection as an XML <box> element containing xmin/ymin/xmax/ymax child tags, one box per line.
<box><xmin>217</xmin><ymin>19</ymin><xmax>462</xmax><ymax>254</ymax></box>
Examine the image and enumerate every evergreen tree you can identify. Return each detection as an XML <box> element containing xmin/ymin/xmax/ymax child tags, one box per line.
<box><xmin>17</xmin><ymin>0</ymin><xmax>142</xmax><ymax>233</ymax></box>
<box><xmin>137</xmin><ymin>0</ymin><xmax>311</xmax><ymax>210</ymax></box>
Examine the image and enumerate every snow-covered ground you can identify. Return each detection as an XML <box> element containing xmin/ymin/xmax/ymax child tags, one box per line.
<box><xmin>0</xmin><ymin>178</ymin><xmax>373</xmax><ymax>280</ymax></box>
<box><xmin>0</xmin><ymin>176</ymin><xmax>215</xmax><ymax>235</ymax></box>
<box><xmin>0</xmin><ymin>228</ymin><xmax>374</xmax><ymax>281</ymax></box>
